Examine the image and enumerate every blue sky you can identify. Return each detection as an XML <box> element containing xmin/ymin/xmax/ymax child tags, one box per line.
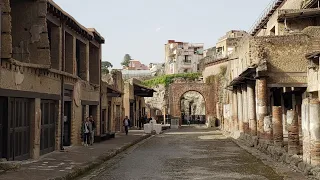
<box><xmin>53</xmin><ymin>0</ymin><xmax>272</xmax><ymax>68</ymax></box>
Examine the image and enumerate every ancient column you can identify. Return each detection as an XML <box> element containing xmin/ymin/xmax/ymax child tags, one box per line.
<box><xmin>272</xmin><ymin>106</ymin><xmax>283</xmax><ymax>147</ymax></box>
<box><xmin>30</xmin><ymin>98</ymin><xmax>41</xmax><ymax>159</ymax></box>
<box><xmin>242</xmin><ymin>85</ymin><xmax>249</xmax><ymax>133</ymax></box>
<box><xmin>302</xmin><ymin>98</ymin><xmax>310</xmax><ymax>164</ymax></box>
<box><xmin>237</xmin><ymin>87</ymin><xmax>243</xmax><ymax>133</ymax></box>
<box><xmin>287</xmin><ymin>110</ymin><xmax>299</xmax><ymax>155</ymax></box>
<box><xmin>247</xmin><ymin>83</ymin><xmax>257</xmax><ymax>136</ymax></box>
<box><xmin>309</xmin><ymin>99</ymin><xmax>320</xmax><ymax>165</ymax></box>
<box><xmin>264</xmin><ymin>116</ymin><xmax>273</xmax><ymax>142</ymax></box>
<box><xmin>257</xmin><ymin>78</ymin><xmax>267</xmax><ymax>138</ymax></box>
<box><xmin>232</xmin><ymin>89</ymin><xmax>238</xmax><ymax>131</ymax></box>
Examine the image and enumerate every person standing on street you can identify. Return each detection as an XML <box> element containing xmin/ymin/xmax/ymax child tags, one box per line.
<box><xmin>123</xmin><ymin>116</ymin><xmax>130</xmax><ymax>135</ymax></box>
<box><xmin>82</xmin><ymin>117</ymin><xmax>91</xmax><ymax>146</ymax></box>
<box><xmin>89</xmin><ymin>115</ymin><xmax>96</xmax><ymax>146</ymax></box>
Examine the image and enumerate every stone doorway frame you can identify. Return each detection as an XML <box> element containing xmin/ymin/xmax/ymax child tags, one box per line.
<box><xmin>168</xmin><ymin>83</ymin><xmax>215</xmax><ymax>125</ymax></box>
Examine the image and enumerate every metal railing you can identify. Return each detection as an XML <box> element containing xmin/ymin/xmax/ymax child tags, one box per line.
<box><xmin>249</xmin><ymin>0</ymin><xmax>282</xmax><ymax>35</ymax></box>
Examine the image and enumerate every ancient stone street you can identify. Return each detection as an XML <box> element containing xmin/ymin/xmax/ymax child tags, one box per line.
<box><xmin>79</xmin><ymin>127</ymin><xmax>308</xmax><ymax>180</ymax></box>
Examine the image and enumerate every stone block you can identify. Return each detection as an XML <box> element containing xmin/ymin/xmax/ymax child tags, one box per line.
<box><xmin>285</xmin><ymin>154</ymin><xmax>292</xmax><ymax>164</ymax></box>
<box><xmin>1</xmin><ymin>14</ymin><xmax>11</xmax><ymax>33</ymax></box>
<box><xmin>279</xmin><ymin>154</ymin><xmax>286</xmax><ymax>162</ymax></box>
<box><xmin>290</xmin><ymin>155</ymin><xmax>302</xmax><ymax>166</ymax></box>
<box><xmin>298</xmin><ymin>162</ymin><xmax>306</xmax><ymax>172</ymax></box>
<box><xmin>0</xmin><ymin>162</ymin><xmax>21</xmax><ymax>171</ymax></box>
<box><xmin>2</xmin><ymin>33</ymin><xmax>12</xmax><ymax>59</ymax></box>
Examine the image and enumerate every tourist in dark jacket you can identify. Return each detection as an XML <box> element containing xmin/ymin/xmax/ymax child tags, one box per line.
<box><xmin>123</xmin><ymin>116</ymin><xmax>131</xmax><ymax>135</ymax></box>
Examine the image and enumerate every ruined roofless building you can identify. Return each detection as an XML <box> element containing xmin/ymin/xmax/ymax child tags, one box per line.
<box><xmin>203</xmin><ymin>0</ymin><xmax>320</xmax><ymax>168</ymax></box>
<box><xmin>0</xmin><ymin>0</ymin><xmax>104</xmax><ymax>160</ymax></box>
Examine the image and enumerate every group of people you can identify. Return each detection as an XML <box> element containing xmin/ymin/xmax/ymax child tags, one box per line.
<box><xmin>81</xmin><ymin>115</ymin><xmax>149</xmax><ymax>144</ymax></box>
<box><xmin>122</xmin><ymin>115</ymin><xmax>152</xmax><ymax>135</ymax></box>
<box><xmin>81</xmin><ymin>115</ymin><xmax>96</xmax><ymax>146</ymax></box>
<box><xmin>139</xmin><ymin>115</ymin><xmax>152</xmax><ymax>130</ymax></box>
<box><xmin>185</xmin><ymin>115</ymin><xmax>203</xmax><ymax>125</ymax></box>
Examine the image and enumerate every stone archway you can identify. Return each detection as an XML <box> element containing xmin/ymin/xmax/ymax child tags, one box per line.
<box><xmin>169</xmin><ymin>83</ymin><xmax>216</xmax><ymax>125</ymax></box>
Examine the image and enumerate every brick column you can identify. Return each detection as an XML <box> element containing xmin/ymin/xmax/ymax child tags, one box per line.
<box><xmin>30</xmin><ymin>98</ymin><xmax>41</xmax><ymax>159</ymax></box>
<box><xmin>309</xmin><ymin>99</ymin><xmax>320</xmax><ymax>165</ymax></box>
<box><xmin>247</xmin><ymin>83</ymin><xmax>257</xmax><ymax>136</ymax></box>
<box><xmin>272</xmin><ymin>106</ymin><xmax>283</xmax><ymax>147</ymax></box>
<box><xmin>302</xmin><ymin>98</ymin><xmax>310</xmax><ymax>164</ymax></box>
<box><xmin>237</xmin><ymin>87</ymin><xmax>243</xmax><ymax>132</ymax></box>
<box><xmin>257</xmin><ymin>78</ymin><xmax>267</xmax><ymax>138</ymax></box>
<box><xmin>232</xmin><ymin>89</ymin><xmax>238</xmax><ymax>131</ymax></box>
<box><xmin>287</xmin><ymin>109</ymin><xmax>299</xmax><ymax>155</ymax></box>
<box><xmin>242</xmin><ymin>85</ymin><xmax>249</xmax><ymax>133</ymax></box>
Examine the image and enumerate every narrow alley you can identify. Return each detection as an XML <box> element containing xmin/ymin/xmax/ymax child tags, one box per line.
<box><xmin>79</xmin><ymin>126</ymin><xmax>308</xmax><ymax>180</ymax></box>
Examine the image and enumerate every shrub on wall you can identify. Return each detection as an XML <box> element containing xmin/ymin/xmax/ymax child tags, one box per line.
<box><xmin>142</xmin><ymin>73</ymin><xmax>201</xmax><ymax>87</ymax></box>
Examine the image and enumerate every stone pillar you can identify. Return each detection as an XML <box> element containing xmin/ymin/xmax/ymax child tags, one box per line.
<box><xmin>30</xmin><ymin>98</ymin><xmax>41</xmax><ymax>159</ymax></box>
<box><xmin>232</xmin><ymin>90</ymin><xmax>238</xmax><ymax>131</ymax></box>
<box><xmin>281</xmin><ymin>92</ymin><xmax>288</xmax><ymax>135</ymax></box>
<box><xmin>287</xmin><ymin>110</ymin><xmax>299</xmax><ymax>155</ymax></box>
<box><xmin>237</xmin><ymin>87</ymin><xmax>243</xmax><ymax>132</ymax></box>
<box><xmin>309</xmin><ymin>99</ymin><xmax>320</xmax><ymax>165</ymax></box>
<box><xmin>257</xmin><ymin>78</ymin><xmax>267</xmax><ymax>138</ymax></box>
<box><xmin>55</xmin><ymin>100</ymin><xmax>62</xmax><ymax>150</ymax></box>
<box><xmin>242</xmin><ymin>85</ymin><xmax>249</xmax><ymax>133</ymax></box>
<box><xmin>247</xmin><ymin>83</ymin><xmax>257</xmax><ymax>136</ymax></box>
<box><xmin>302</xmin><ymin>98</ymin><xmax>310</xmax><ymax>164</ymax></box>
<box><xmin>272</xmin><ymin>106</ymin><xmax>283</xmax><ymax>147</ymax></box>
<box><xmin>264</xmin><ymin>116</ymin><xmax>273</xmax><ymax>141</ymax></box>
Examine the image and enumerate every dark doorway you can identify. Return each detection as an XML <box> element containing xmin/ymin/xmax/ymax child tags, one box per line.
<box><xmin>107</xmin><ymin>101</ymin><xmax>112</xmax><ymax>132</ymax></box>
<box><xmin>63</xmin><ymin>101</ymin><xmax>71</xmax><ymax>146</ymax></box>
<box><xmin>7</xmin><ymin>98</ymin><xmax>31</xmax><ymax>161</ymax></box>
<box><xmin>40</xmin><ymin>100</ymin><xmax>56</xmax><ymax>155</ymax></box>
<box><xmin>101</xmin><ymin>109</ymin><xmax>106</xmax><ymax>135</ymax></box>
<box><xmin>0</xmin><ymin>97</ymin><xmax>8</xmax><ymax>159</ymax></box>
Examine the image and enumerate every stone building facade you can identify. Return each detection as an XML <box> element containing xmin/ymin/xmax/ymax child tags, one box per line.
<box><xmin>0</xmin><ymin>0</ymin><xmax>104</xmax><ymax>160</ymax></box>
<box><xmin>164</xmin><ymin>40</ymin><xmax>204</xmax><ymax>74</ymax></box>
<box><xmin>207</xmin><ymin>0</ymin><xmax>320</xmax><ymax>171</ymax></box>
<box><xmin>101</xmin><ymin>70</ymin><xmax>124</xmax><ymax>135</ymax></box>
<box><xmin>123</xmin><ymin>78</ymin><xmax>155</xmax><ymax>127</ymax></box>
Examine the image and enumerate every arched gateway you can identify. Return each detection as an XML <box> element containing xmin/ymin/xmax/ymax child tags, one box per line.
<box><xmin>168</xmin><ymin>83</ymin><xmax>216</xmax><ymax>125</ymax></box>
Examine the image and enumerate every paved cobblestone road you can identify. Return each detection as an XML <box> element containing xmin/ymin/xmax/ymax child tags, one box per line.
<box><xmin>79</xmin><ymin>126</ymin><xmax>308</xmax><ymax>180</ymax></box>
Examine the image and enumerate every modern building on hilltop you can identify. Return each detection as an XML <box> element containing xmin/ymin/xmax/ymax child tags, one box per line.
<box><xmin>165</xmin><ymin>40</ymin><xmax>204</xmax><ymax>74</ymax></box>
<box><xmin>124</xmin><ymin>60</ymin><xmax>149</xmax><ymax>70</ymax></box>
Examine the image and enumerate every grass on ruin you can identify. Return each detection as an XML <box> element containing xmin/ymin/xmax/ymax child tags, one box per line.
<box><xmin>142</xmin><ymin>73</ymin><xmax>201</xmax><ymax>87</ymax></box>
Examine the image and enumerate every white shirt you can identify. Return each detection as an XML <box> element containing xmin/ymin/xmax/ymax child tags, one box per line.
<box><xmin>85</xmin><ymin>122</ymin><xmax>89</xmax><ymax>133</ymax></box>
<box><xmin>124</xmin><ymin>119</ymin><xmax>129</xmax><ymax>126</ymax></box>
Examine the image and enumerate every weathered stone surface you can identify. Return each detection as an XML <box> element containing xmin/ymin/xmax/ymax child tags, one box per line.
<box><xmin>0</xmin><ymin>162</ymin><xmax>21</xmax><ymax>171</ymax></box>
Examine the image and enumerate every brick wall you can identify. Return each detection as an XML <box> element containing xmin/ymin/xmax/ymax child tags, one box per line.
<box><xmin>169</xmin><ymin>83</ymin><xmax>216</xmax><ymax>123</ymax></box>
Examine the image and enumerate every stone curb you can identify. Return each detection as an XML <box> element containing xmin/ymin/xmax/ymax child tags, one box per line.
<box><xmin>223</xmin><ymin>131</ymin><xmax>319</xmax><ymax>179</ymax></box>
<box><xmin>51</xmin><ymin>134</ymin><xmax>152</xmax><ymax>180</ymax></box>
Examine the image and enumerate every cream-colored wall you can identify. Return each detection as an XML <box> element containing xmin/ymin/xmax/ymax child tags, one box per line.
<box><xmin>202</xmin><ymin>61</ymin><xmax>229</xmax><ymax>82</ymax></box>
<box><xmin>255</xmin><ymin>0</ymin><xmax>305</xmax><ymax>37</ymax></box>
<box><xmin>0</xmin><ymin>64</ymin><xmax>61</xmax><ymax>94</ymax></box>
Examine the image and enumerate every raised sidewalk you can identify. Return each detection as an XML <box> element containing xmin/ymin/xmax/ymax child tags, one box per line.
<box><xmin>0</xmin><ymin>130</ymin><xmax>150</xmax><ymax>180</ymax></box>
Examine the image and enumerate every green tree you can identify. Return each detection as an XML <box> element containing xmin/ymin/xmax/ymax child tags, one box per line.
<box><xmin>121</xmin><ymin>54</ymin><xmax>131</xmax><ymax>67</ymax></box>
<box><xmin>101</xmin><ymin>61</ymin><xmax>113</xmax><ymax>74</ymax></box>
